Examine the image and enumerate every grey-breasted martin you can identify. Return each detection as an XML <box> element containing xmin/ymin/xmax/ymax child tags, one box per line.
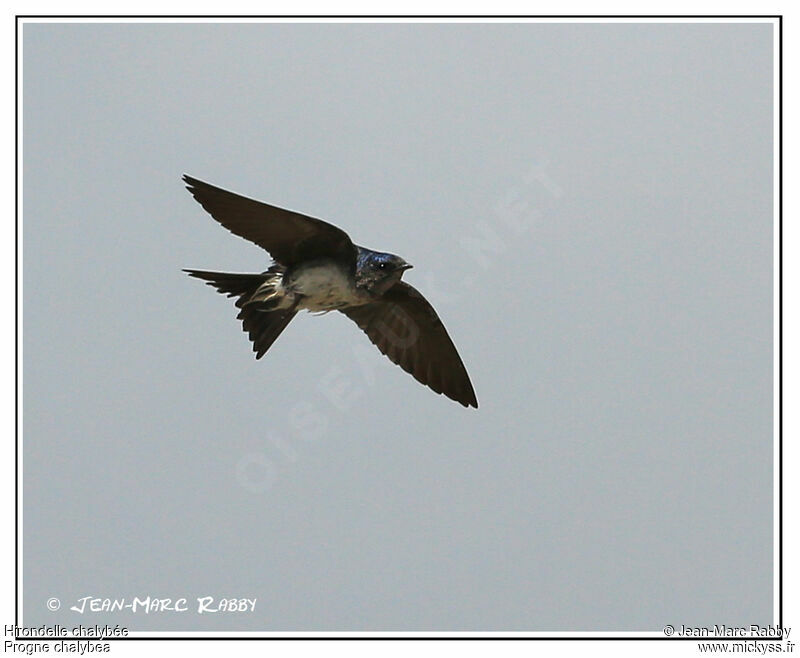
<box><xmin>183</xmin><ymin>175</ymin><xmax>478</xmax><ymax>408</ymax></box>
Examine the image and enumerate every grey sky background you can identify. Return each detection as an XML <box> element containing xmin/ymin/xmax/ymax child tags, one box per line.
<box><xmin>23</xmin><ymin>22</ymin><xmax>774</xmax><ymax>632</ymax></box>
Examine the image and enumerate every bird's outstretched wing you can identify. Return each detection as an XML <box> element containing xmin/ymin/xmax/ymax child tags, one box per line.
<box><xmin>340</xmin><ymin>282</ymin><xmax>478</xmax><ymax>408</ymax></box>
<box><xmin>183</xmin><ymin>175</ymin><xmax>358</xmax><ymax>267</ymax></box>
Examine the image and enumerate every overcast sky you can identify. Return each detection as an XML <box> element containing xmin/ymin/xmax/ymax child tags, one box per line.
<box><xmin>23</xmin><ymin>21</ymin><xmax>774</xmax><ymax>632</ymax></box>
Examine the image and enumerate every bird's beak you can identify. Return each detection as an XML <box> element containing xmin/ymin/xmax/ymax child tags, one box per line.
<box><xmin>400</xmin><ymin>263</ymin><xmax>413</xmax><ymax>271</ymax></box>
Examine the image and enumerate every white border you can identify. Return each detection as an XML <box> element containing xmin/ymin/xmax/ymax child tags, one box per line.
<box><xmin>14</xmin><ymin>14</ymin><xmax>782</xmax><ymax>644</ymax></box>
<box><xmin>772</xmin><ymin>14</ymin><xmax>782</xmax><ymax>636</ymax></box>
<box><xmin>18</xmin><ymin>16</ymin><xmax>780</xmax><ymax>23</ymax></box>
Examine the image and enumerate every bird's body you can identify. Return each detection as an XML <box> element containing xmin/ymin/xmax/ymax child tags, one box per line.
<box><xmin>244</xmin><ymin>259</ymin><xmax>360</xmax><ymax>312</ymax></box>
<box><xmin>183</xmin><ymin>175</ymin><xmax>478</xmax><ymax>408</ymax></box>
<box><xmin>288</xmin><ymin>259</ymin><xmax>361</xmax><ymax>311</ymax></box>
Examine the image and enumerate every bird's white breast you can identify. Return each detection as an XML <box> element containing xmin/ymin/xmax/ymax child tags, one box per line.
<box><xmin>289</xmin><ymin>262</ymin><xmax>363</xmax><ymax>311</ymax></box>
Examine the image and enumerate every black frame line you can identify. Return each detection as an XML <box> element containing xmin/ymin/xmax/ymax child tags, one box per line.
<box><xmin>14</xmin><ymin>13</ymin><xmax>783</xmax><ymax>642</ymax></box>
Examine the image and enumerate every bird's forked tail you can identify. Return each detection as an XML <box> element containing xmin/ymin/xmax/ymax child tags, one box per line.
<box><xmin>184</xmin><ymin>268</ymin><xmax>297</xmax><ymax>359</ymax></box>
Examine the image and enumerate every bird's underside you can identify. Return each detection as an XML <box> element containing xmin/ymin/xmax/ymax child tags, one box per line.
<box><xmin>183</xmin><ymin>175</ymin><xmax>478</xmax><ymax>408</ymax></box>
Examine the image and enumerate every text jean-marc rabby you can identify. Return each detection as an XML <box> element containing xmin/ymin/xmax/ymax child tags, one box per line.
<box><xmin>69</xmin><ymin>597</ymin><xmax>256</xmax><ymax>614</ymax></box>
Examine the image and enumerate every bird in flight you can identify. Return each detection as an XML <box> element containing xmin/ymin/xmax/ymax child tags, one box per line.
<box><xmin>182</xmin><ymin>175</ymin><xmax>478</xmax><ymax>408</ymax></box>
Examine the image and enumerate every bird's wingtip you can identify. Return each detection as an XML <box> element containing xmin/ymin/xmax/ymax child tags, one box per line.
<box><xmin>182</xmin><ymin>173</ymin><xmax>200</xmax><ymax>188</ymax></box>
<box><xmin>452</xmin><ymin>390</ymin><xmax>478</xmax><ymax>409</ymax></box>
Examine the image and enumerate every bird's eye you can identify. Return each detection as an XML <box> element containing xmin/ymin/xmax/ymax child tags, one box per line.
<box><xmin>378</xmin><ymin>262</ymin><xmax>389</xmax><ymax>270</ymax></box>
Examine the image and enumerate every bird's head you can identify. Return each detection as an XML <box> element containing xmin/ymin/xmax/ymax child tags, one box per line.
<box><xmin>357</xmin><ymin>249</ymin><xmax>413</xmax><ymax>294</ymax></box>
